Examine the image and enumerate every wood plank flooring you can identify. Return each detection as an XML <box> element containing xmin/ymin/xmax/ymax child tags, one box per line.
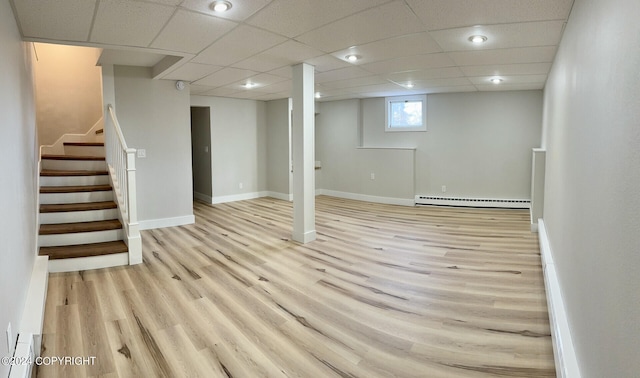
<box><xmin>37</xmin><ymin>196</ymin><xmax>555</xmax><ymax>377</ymax></box>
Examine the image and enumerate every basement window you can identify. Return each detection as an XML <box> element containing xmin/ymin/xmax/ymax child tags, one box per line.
<box><xmin>385</xmin><ymin>95</ymin><xmax>427</xmax><ymax>132</ymax></box>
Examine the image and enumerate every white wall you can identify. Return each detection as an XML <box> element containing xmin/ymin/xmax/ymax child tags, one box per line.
<box><xmin>266</xmin><ymin>98</ymin><xmax>291</xmax><ymax>197</ymax></box>
<box><xmin>190</xmin><ymin>96</ymin><xmax>267</xmax><ymax>200</ymax></box>
<box><xmin>316</xmin><ymin>92</ymin><xmax>542</xmax><ymax>202</ymax></box>
<box><xmin>0</xmin><ymin>2</ymin><xmax>38</xmax><ymax>376</ymax></box>
<box><xmin>363</xmin><ymin>91</ymin><xmax>542</xmax><ymax>199</ymax></box>
<box><xmin>541</xmin><ymin>0</ymin><xmax>640</xmax><ymax>376</ymax></box>
<box><xmin>113</xmin><ymin>66</ymin><xmax>194</xmax><ymax>228</ymax></box>
<box><xmin>33</xmin><ymin>43</ymin><xmax>103</xmax><ymax>146</ymax></box>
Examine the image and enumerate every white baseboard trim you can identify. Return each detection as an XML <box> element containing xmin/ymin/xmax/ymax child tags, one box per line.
<box><xmin>265</xmin><ymin>191</ymin><xmax>293</xmax><ymax>202</ymax></box>
<box><xmin>317</xmin><ymin>189</ymin><xmax>414</xmax><ymax>206</ymax></box>
<box><xmin>138</xmin><ymin>215</ymin><xmax>195</xmax><ymax>230</ymax></box>
<box><xmin>292</xmin><ymin>229</ymin><xmax>316</xmax><ymax>244</ymax></box>
<box><xmin>538</xmin><ymin>219</ymin><xmax>581</xmax><ymax>378</ymax></box>
<box><xmin>193</xmin><ymin>191</ymin><xmax>212</xmax><ymax>204</ymax></box>
<box><xmin>18</xmin><ymin>256</ymin><xmax>48</xmax><ymax>362</ymax></box>
<box><xmin>212</xmin><ymin>191</ymin><xmax>270</xmax><ymax>204</ymax></box>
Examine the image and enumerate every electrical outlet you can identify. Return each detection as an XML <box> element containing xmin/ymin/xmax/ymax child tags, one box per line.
<box><xmin>370</xmin><ymin>173</ymin><xmax>375</xmax><ymax>180</ymax></box>
<box><xmin>442</xmin><ymin>185</ymin><xmax>447</xmax><ymax>193</ymax></box>
<box><xmin>6</xmin><ymin>323</ymin><xmax>13</xmax><ymax>355</ymax></box>
<box><xmin>137</xmin><ymin>149</ymin><xmax>146</xmax><ymax>158</ymax></box>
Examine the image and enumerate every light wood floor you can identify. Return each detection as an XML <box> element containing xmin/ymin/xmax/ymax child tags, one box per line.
<box><xmin>37</xmin><ymin>196</ymin><xmax>555</xmax><ymax>377</ymax></box>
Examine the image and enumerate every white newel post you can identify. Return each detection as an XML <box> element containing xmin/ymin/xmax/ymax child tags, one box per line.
<box><xmin>126</xmin><ymin>148</ymin><xmax>142</xmax><ymax>264</ymax></box>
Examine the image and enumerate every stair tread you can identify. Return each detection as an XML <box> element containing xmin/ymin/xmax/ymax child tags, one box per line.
<box><xmin>39</xmin><ymin>219</ymin><xmax>122</xmax><ymax>235</ymax></box>
<box><xmin>40</xmin><ymin>184</ymin><xmax>112</xmax><ymax>193</ymax></box>
<box><xmin>41</xmin><ymin>169</ymin><xmax>108</xmax><ymax>176</ymax></box>
<box><xmin>63</xmin><ymin>142</ymin><xmax>105</xmax><ymax>147</ymax></box>
<box><xmin>42</xmin><ymin>154</ymin><xmax>105</xmax><ymax>161</ymax></box>
<box><xmin>39</xmin><ymin>240</ymin><xmax>128</xmax><ymax>260</ymax></box>
<box><xmin>40</xmin><ymin>201</ymin><xmax>118</xmax><ymax>213</ymax></box>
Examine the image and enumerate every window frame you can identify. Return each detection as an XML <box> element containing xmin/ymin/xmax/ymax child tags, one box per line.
<box><xmin>384</xmin><ymin>94</ymin><xmax>427</xmax><ymax>132</ymax></box>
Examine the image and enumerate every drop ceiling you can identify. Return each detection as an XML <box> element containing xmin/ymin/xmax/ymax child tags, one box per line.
<box><xmin>10</xmin><ymin>0</ymin><xmax>574</xmax><ymax>101</ymax></box>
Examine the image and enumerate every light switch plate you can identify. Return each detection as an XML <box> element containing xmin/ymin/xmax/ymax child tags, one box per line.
<box><xmin>137</xmin><ymin>149</ymin><xmax>146</xmax><ymax>158</ymax></box>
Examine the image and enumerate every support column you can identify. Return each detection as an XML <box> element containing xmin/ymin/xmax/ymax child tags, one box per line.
<box><xmin>291</xmin><ymin>63</ymin><xmax>316</xmax><ymax>243</ymax></box>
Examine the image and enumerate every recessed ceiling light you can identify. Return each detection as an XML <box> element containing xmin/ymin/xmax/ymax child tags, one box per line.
<box><xmin>345</xmin><ymin>54</ymin><xmax>361</xmax><ymax>62</ymax></box>
<box><xmin>210</xmin><ymin>1</ymin><xmax>232</xmax><ymax>12</ymax></box>
<box><xmin>315</xmin><ymin>92</ymin><xmax>321</xmax><ymax>99</ymax></box>
<box><xmin>243</xmin><ymin>82</ymin><xmax>257</xmax><ymax>89</ymax></box>
<box><xmin>490</xmin><ymin>77</ymin><xmax>503</xmax><ymax>84</ymax></box>
<box><xmin>468</xmin><ymin>35</ymin><xmax>488</xmax><ymax>44</ymax></box>
<box><xmin>405</xmin><ymin>83</ymin><xmax>415</xmax><ymax>88</ymax></box>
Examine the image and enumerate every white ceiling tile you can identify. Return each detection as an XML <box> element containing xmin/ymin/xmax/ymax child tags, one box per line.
<box><xmin>257</xmin><ymin>80</ymin><xmax>292</xmax><ymax>94</ymax></box>
<box><xmin>13</xmin><ymin>0</ymin><xmax>97</xmax><ymax>41</ymax></box>
<box><xmin>161</xmin><ymin>63</ymin><xmax>223</xmax><ymax>81</ymax></box>
<box><xmin>151</xmin><ymin>10</ymin><xmax>237</xmax><ymax>54</ymax></box>
<box><xmin>193</xmin><ymin>67</ymin><xmax>258</xmax><ymax>86</ymax></box>
<box><xmin>91</xmin><ymin>0</ymin><xmax>174</xmax><ymax>47</ymax></box>
<box><xmin>145</xmin><ymin>0</ymin><xmax>183</xmax><ymax>5</ymax></box>
<box><xmin>315</xmin><ymin>66</ymin><xmax>373</xmax><ymax>83</ymax></box>
<box><xmin>247</xmin><ymin>0</ymin><xmax>390</xmax><ymax>38</ymax></box>
<box><xmin>349</xmin><ymin>82</ymin><xmax>408</xmax><ymax>94</ymax></box>
<box><xmin>405</xmin><ymin>0</ymin><xmax>574</xmax><ymax>30</ymax></box>
<box><xmin>424</xmin><ymin>85</ymin><xmax>477</xmax><ymax>94</ymax></box>
<box><xmin>226</xmin><ymin>73</ymin><xmax>288</xmax><ymax>90</ymax></box>
<box><xmin>97</xmin><ymin>49</ymin><xmax>167</xmax><ymax>67</ymax></box>
<box><xmin>468</xmin><ymin>74</ymin><xmax>547</xmax><ymax>85</ymax></box>
<box><xmin>386</xmin><ymin>67</ymin><xmax>465</xmax><ymax>83</ymax></box>
<box><xmin>266</xmin><ymin>66</ymin><xmax>293</xmax><ymax>79</ymax></box>
<box><xmin>233</xmin><ymin>40</ymin><xmax>325</xmax><ymax>72</ymax></box>
<box><xmin>181</xmin><ymin>0</ymin><xmax>273</xmax><ymax>22</ymax></box>
<box><xmin>430</xmin><ymin>21</ymin><xmax>565</xmax><ymax>52</ymax></box>
<box><xmin>449</xmin><ymin>46</ymin><xmax>557</xmax><ymax>66</ymax></box>
<box><xmin>360</xmin><ymin>53</ymin><xmax>456</xmax><ymax>75</ymax></box>
<box><xmin>403</xmin><ymin>77</ymin><xmax>473</xmax><ymax>89</ymax></box>
<box><xmin>296</xmin><ymin>1</ymin><xmax>425</xmax><ymax>53</ymax></box>
<box><xmin>476</xmin><ymin>82</ymin><xmax>545</xmax><ymax>91</ymax></box>
<box><xmin>201</xmin><ymin>87</ymin><xmax>244</xmax><ymax>97</ymax></box>
<box><xmin>305</xmin><ymin>55</ymin><xmax>352</xmax><ymax>73</ymax></box>
<box><xmin>332</xmin><ymin>32</ymin><xmax>442</xmax><ymax>65</ymax></box>
<box><xmin>190</xmin><ymin>84</ymin><xmax>217</xmax><ymax>94</ymax></box>
<box><xmin>192</xmin><ymin>25</ymin><xmax>287</xmax><ymax>65</ymax></box>
<box><xmin>321</xmin><ymin>76</ymin><xmax>389</xmax><ymax>90</ymax></box>
<box><xmin>460</xmin><ymin>63</ymin><xmax>552</xmax><ymax>77</ymax></box>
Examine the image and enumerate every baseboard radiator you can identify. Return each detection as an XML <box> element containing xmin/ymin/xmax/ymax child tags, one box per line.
<box><xmin>415</xmin><ymin>195</ymin><xmax>530</xmax><ymax>209</ymax></box>
<box><xmin>8</xmin><ymin>333</ymin><xmax>35</xmax><ymax>378</ymax></box>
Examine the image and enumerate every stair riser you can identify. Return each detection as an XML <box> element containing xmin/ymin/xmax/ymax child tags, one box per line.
<box><xmin>63</xmin><ymin>146</ymin><xmax>106</xmax><ymax>157</ymax></box>
<box><xmin>39</xmin><ymin>229</ymin><xmax>124</xmax><ymax>247</ymax></box>
<box><xmin>40</xmin><ymin>209</ymin><xmax>119</xmax><ymax>224</ymax></box>
<box><xmin>41</xmin><ymin>160</ymin><xmax>106</xmax><ymax>171</ymax></box>
<box><xmin>40</xmin><ymin>191</ymin><xmax>113</xmax><ymax>204</ymax></box>
<box><xmin>40</xmin><ymin>175</ymin><xmax>110</xmax><ymax>187</ymax></box>
<box><xmin>48</xmin><ymin>253</ymin><xmax>129</xmax><ymax>273</ymax></box>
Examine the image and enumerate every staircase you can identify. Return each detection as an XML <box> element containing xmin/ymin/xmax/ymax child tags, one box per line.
<box><xmin>38</xmin><ymin>141</ymin><xmax>130</xmax><ymax>272</ymax></box>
